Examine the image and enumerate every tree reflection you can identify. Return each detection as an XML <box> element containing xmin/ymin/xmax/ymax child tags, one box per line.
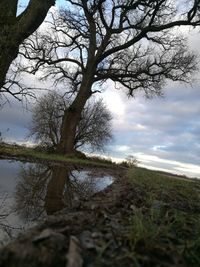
<box><xmin>44</xmin><ymin>167</ymin><xmax>69</xmax><ymax>215</ymax></box>
<box><xmin>15</xmin><ymin>164</ymin><xmax>99</xmax><ymax>221</ymax></box>
<box><xmin>0</xmin><ymin>193</ymin><xmax>23</xmax><ymax>246</ymax></box>
<box><xmin>15</xmin><ymin>164</ymin><xmax>51</xmax><ymax>220</ymax></box>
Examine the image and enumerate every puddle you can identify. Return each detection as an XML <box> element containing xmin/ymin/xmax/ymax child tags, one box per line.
<box><xmin>0</xmin><ymin>159</ymin><xmax>114</xmax><ymax>245</ymax></box>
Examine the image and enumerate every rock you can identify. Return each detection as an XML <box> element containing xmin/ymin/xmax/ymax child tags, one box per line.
<box><xmin>32</xmin><ymin>229</ymin><xmax>55</xmax><ymax>243</ymax></box>
<box><xmin>0</xmin><ymin>228</ymin><xmax>67</xmax><ymax>267</ymax></box>
<box><xmin>79</xmin><ymin>231</ymin><xmax>95</xmax><ymax>249</ymax></box>
<box><xmin>91</xmin><ymin>232</ymin><xmax>102</xmax><ymax>239</ymax></box>
<box><xmin>67</xmin><ymin>236</ymin><xmax>83</xmax><ymax>267</ymax></box>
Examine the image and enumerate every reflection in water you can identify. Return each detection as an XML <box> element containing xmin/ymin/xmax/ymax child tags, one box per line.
<box><xmin>0</xmin><ymin>160</ymin><xmax>114</xmax><ymax>245</ymax></box>
<box><xmin>15</xmin><ymin>164</ymin><xmax>52</xmax><ymax>220</ymax></box>
<box><xmin>45</xmin><ymin>167</ymin><xmax>68</xmax><ymax>215</ymax></box>
<box><xmin>0</xmin><ymin>192</ymin><xmax>25</xmax><ymax>246</ymax></box>
<box><xmin>15</xmin><ymin>164</ymin><xmax>114</xmax><ymax>218</ymax></box>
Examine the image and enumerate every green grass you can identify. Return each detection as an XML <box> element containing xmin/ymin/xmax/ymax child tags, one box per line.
<box><xmin>124</xmin><ymin>168</ymin><xmax>200</xmax><ymax>267</ymax></box>
<box><xmin>0</xmin><ymin>142</ymin><xmax>117</xmax><ymax>168</ymax></box>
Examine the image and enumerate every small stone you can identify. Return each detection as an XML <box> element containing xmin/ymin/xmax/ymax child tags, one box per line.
<box><xmin>67</xmin><ymin>236</ymin><xmax>83</xmax><ymax>267</ymax></box>
<box><xmin>32</xmin><ymin>229</ymin><xmax>54</xmax><ymax>243</ymax></box>
<box><xmin>32</xmin><ymin>228</ymin><xmax>66</xmax><ymax>245</ymax></box>
<box><xmin>91</xmin><ymin>232</ymin><xmax>102</xmax><ymax>239</ymax></box>
<box><xmin>130</xmin><ymin>204</ymin><xmax>136</xmax><ymax>210</ymax></box>
<box><xmin>79</xmin><ymin>231</ymin><xmax>95</xmax><ymax>249</ymax></box>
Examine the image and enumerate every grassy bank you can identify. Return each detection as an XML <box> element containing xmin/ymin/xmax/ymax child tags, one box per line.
<box><xmin>84</xmin><ymin>168</ymin><xmax>200</xmax><ymax>267</ymax></box>
<box><xmin>0</xmin><ymin>142</ymin><xmax>116</xmax><ymax>168</ymax></box>
<box><xmin>117</xmin><ymin>168</ymin><xmax>200</xmax><ymax>267</ymax></box>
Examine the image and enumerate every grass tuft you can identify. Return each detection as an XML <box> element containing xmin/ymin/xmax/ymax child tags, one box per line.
<box><xmin>124</xmin><ymin>168</ymin><xmax>200</xmax><ymax>266</ymax></box>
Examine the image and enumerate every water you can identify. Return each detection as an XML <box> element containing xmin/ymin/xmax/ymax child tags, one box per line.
<box><xmin>0</xmin><ymin>159</ymin><xmax>114</xmax><ymax>245</ymax></box>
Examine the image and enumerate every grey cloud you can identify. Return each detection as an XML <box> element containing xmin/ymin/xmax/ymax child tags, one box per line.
<box><xmin>107</xmin><ymin>80</ymin><xmax>200</xmax><ymax>170</ymax></box>
<box><xmin>0</xmin><ymin>99</ymin><xmax>32</xmax><ymax>142</ymax></box>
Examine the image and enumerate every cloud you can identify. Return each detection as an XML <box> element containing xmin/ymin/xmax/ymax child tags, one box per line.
<box><xmin>0</xmin><ymin>99</ymin><xmax>32</xmax><ymax>142</ymax></box>
<box><xmin>102</xmin><ymin>77</ymin><xmax>200</xmax><ymax>177</ymax></box>
<box><xmin>135</xmin><ymin>153</ymin><xmax>200</xmax><ymax>178</ymax></box>
<box><xmin>115</xmin><ymin>145</ymin><xmax>130</xmax><ymax>152</ymax></box>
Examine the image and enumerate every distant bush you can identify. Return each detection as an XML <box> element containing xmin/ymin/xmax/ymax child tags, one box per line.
<box><xmin>120</xmin><ymin>155</ymin><xmax>139</xmax><ymax>168</ymax></box>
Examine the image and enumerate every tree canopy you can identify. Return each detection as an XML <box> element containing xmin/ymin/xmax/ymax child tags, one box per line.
<box><xmin>18</xmin><ymin>0</ymin><xmax>200</xmax><ymax>154</ymax></box>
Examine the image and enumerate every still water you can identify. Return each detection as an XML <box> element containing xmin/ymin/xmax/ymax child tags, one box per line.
<box><xmin>0</xmin><ymin>159</ymin><xmax>114</xmax><ymax>245</ymax></box>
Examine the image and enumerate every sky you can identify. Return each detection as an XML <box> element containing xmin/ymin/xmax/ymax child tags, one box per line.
<box><xmin>0</xmin><ymin>1</ymin><xmax>200</xmax><ymax>178</ymax></box>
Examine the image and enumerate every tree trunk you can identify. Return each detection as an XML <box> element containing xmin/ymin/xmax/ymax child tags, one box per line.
<box><xmin>0</xmin><ymin>54</ymin><xmax>16</xmax><ymax>90</ymax></box>
<box><xmin>57</xmin><ymin>74</ymin><xmax>93</xmax><ymax>155</ymax></box>
<box><xmin>57</xmin><ymin>7</ymin><xmax>97</xmax><ymax>155</ymax></box>
<box><xmin>0</xmin><ymin>0</ymin><xmax>55</xmax><ymax>91</ymax></box>
<box><xmin>0</xmin><ymin>0</ymin><xmax>18</xmax><ymax>89</ymax></box>
<box><xmin>0</xmin><ymin>32</ymin><xmax>19</xmax><ymax>89</ymax></box>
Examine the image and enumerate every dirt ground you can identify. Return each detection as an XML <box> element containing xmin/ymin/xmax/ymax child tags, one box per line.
<box><xmin>0</xmin><ymin>166</ymin><xmax>131</xmax><ymax>267</ymax></box>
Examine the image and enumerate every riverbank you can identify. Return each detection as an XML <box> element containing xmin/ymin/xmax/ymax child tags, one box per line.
<box><xmin>0</xmin><ymin>142</ymin><xmax>120</xmax><ymax>169</ymax></box>
<box><xmin>0</xmin><ymin>164</ymin><xmax>200</xmax><ymax>267</ymax></box>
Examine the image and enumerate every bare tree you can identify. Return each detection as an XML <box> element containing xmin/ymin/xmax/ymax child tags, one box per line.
<box><xmin>29</xmin><ymin>92</ymin><xmax>65</xmax><ymax>149</ymax></box>
<box><xmin>121</xmin><ymin>155</ymin><xmax>139</xmax><ymax>168</ymax></box>
<box><xmin>19</xmin><ymin>0</ymin><xmax>200</xmax><ymax>154</ymax></box>
<box><xmin>29</xmin><ymin>91</ymin><xmax>112</xmax><ymax>151</ymax></box>
<box><xmin>0</xmin><ymin>0</ymin><xmax>55</xmax><ymax>100</ymax></box>
<box><xmin>15</xmin><ymin>164</ymin><xmax>52</xmax><ymax>221</ymax></box>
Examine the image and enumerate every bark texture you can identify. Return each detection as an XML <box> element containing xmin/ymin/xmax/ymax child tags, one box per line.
<box><xmin>57</xmin><ymin>70</ymin><xmax>94</xmax><ymax>154</ymax></box>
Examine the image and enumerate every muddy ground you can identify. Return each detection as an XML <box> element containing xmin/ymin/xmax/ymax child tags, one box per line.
<box><xmin>0</xmin><ymin>166</ymin><xmax>131</xmax><ymax>267</ymax></box>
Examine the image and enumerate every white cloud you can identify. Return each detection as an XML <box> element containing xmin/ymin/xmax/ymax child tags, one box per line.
<box><xmin>102</xmin><ymin>87</ymin><xmax>126</xmax><ymax>117</ymax></box>
<box><xmin>115</xmin><ymin>145</ymin><xmax>130</xmax><ymax>152</ymax></box>
<box><xmin>134</xmin><ymin>153</ymin><xmax>200</xmax><ymax>178</ymax></box>
<box><xmin>152</xmin><ymin>145</ymin><xmax>168</xmax><ymax>151</ymax></box>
